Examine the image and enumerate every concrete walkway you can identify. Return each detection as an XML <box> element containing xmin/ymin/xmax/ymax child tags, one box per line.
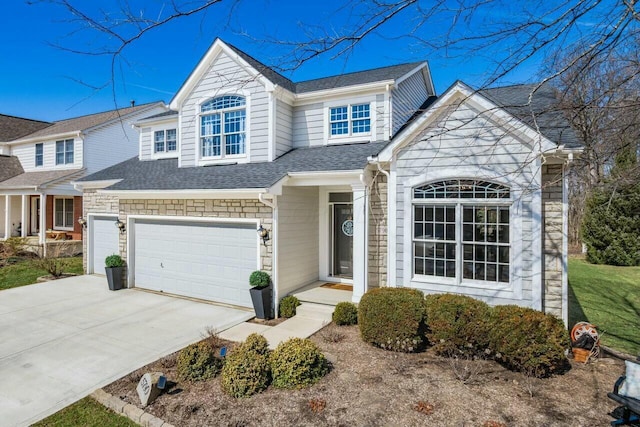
<box><xmin>220</xmin><ymin>302</ymin><xmax>334</xmax><ymax>349</ymax></box>
<box><xmin>0</xmin><ymin>275</ymin><xmax>253</xmax><ymax>427</ymax></box>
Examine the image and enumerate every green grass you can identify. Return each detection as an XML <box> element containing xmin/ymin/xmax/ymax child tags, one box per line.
<box><xmin>32</xmin><ymin>397</ymin><xmax>138</xmax><ymax>427</ymax></box>
<box><xmin>0</xmin><ymin>256</ymin><xmax>83</xmax><ymax>290</ymax></box>
<box><xmin>568</xmin><ymin>257</ymin><xmax>640</xmax><ymax>355</ymax></box>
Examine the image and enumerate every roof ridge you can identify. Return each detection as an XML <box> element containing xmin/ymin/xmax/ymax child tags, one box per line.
<box><xmin>51</xmin><ymin>100</ymin><xmax>164</xmax><ymax>124</ymax></box>
<box><xmin>295</xmin><ymin>61</ymin><xmax>425</xmax><ymax>85</ymax></box>
<box><xmin>224</xmin><ymin>41</ymin><xmax>295</xmax><ymax>87</ymax></box>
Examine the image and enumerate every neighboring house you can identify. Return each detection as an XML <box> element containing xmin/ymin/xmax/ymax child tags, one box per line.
<box><xmin>0</xmin><ymin>103</ymin><xmax>166</xmax><ymax>244</ymax></box>
<box><xmin>75</xmin><ymin>38</ymin><xmax>581</xmax><ymax>323</ymax></box>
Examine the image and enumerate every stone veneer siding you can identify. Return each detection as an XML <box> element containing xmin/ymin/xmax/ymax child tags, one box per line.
<box><xmin>83</xmin><ymin>193</ymin><xmax>273</xmax><ymax>287</ymax></box>
<box><xmin>541</xmin><ymin>164</ymin><xmax>564</xmax><ymax>318</ymax></box>
<box><xmin>368</xmin><ymin>172</ymin><xmax>388</xmax><ymax>288</ymax></box>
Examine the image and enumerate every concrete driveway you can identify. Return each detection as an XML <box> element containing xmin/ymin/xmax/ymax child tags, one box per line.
<box><xmin>0</xmin><ymin>275</ymin><xmax>253</xmax><ymax>426</ymax></box>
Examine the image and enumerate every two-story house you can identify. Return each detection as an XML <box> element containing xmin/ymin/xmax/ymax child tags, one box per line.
<box><xmin>76</xmin><ymin>38</ymin><xmax>582</xmax><ymax>323</ymax></box>
<box><xmin>0</xmin><ymin>103</ymin><xmax>165</xmax><ymax>250</ymax></box>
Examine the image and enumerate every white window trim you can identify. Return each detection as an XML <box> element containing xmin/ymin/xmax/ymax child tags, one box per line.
<box><xmin>55</xmin><ymin>138</ymin><xmax>74</xmax><ymax>165</ymax></box>
<box><xmin>402</xmin><ymin>173</ymin><xmax>524</xmax><ymax>302</ymax></box>
<box><xmin>324</xmin><ymin>96</ymin><xmax>377</xmax><ymax>145</ymax></box>
<box><xmin>152</xmin><ymin>128</ymin><xmax>178</xmax><ymax>159</ymax></box>
<box><xmin>35</xmin><ymin>143</ymin><xmax>43</xmax><ymax>167</ymax></box>
<box><xmin>53</xmin><ymin>196</ymin><xmax>75</xmax><ymax>231</ymax></box>
<box><xmin>196</xmin><ymin>92</ymin><xmax>251</xmax><ymax>166</ymax></box>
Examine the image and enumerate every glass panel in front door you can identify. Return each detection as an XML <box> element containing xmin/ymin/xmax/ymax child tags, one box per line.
<box><xmin>332</xmin><ymin>203</ymin><xmax>353</xmax><ymax>278</ymax></box>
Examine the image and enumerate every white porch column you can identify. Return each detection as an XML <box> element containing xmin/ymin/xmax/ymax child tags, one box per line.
<box><xmin>3</xmin><ymin>195</ymin><xmax>10</xmax><ymax>240</ymax></box>
<box><xmin>21</xmin><ymin>195</ymin><xmax>28</xmax><ymax>238</ymax></box>
<box><xmin>351</xmin><ymin>183</ymin><xmax>368</xmax><ymax>303</ymax></box>
<box><xmin>39</xmin><ymin>194</ymin><xmax>46</xmax><ymax>245</ymax></box>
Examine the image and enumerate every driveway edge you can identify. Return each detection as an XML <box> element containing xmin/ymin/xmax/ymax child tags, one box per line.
<box><xmin>91</xmin><ymin>389</ymin><xmax>174</xmax><ymax>427</ymax></box>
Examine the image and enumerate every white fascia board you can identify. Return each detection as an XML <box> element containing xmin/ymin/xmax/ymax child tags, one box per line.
<box><xmin>72</xmin><ymin>179</ymin><xmax>122</xmax><ymax>191</ymax></box>
<box><xmin>285</xmin><ymin>170</ymin><xmax>363</xmax><ymax>186</ymax></box>
<box><xmin>133</xmin><ymin>114</ymin><xmax>178</xmax><ymax>127</ymax></box>
<box><xmin>98</xmin><ymin>188</ymin><xmax>268</xmax><ymax>199</ymax></box>
<box><xmin>394</xmin><ymin>62</ymin><xmax>428</xmax><ymax>86</ymax></box>
<box><xmin>169</xmin><ymin>40</ymin><xmax>273</xmax><ymax>110</ymax></box>
<box><xmin>8</xmin><ymin>131</ymin><xmax>81</xmax><ymax>145</ymax></box>
<box><xmin>0</xmin><ymin>187</ymin><xmax>38</xmax><ymax>193</ymax></box>
<box><xmin>293</xmin><ymin>81</ymin><xmax>393</xmax><ymax>106</ymax></box>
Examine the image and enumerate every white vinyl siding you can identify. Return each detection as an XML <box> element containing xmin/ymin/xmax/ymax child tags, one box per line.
<box><xmin>394</xmin><ymin>100</ymin><xmax>539</xmax><ymax>307</ymax></box>
<box><xmin>292</xmin><ymin>102</ymin><xmax>325</xmax><ymax>148</ymax></box>
<box><xmin>179</xmin><ymin>50</ymin><xmax>270</xmax><ymax>166</ymax></box>
<box><xmin>275</xmin><ymin>98</ymin><xmax>293</xmax><ymax>157</ymax></box>
<box><xmin>277</xmin><ymin>186</ymin><xmax>320</xmax><ymax>295</ymax></box>
<box><xmin>11</xmin><ymin>138</ymin><xmax>83</xmax><ymax>172</ymax></box>
<box><xmin>392</xmin><ymin>70</ymin><xmax>430</xmax><ymax>135</ymax></box>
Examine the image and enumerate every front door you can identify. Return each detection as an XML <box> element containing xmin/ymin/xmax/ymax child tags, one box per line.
<box><xmin>331</xmin><ymin>198</ymin><xmax>353</xmax><ymax>279</ymax></box>
<box><xmin>30</xmin><ymin>197</ymin><xmax>40</xmax><ymax>235</ymax></box>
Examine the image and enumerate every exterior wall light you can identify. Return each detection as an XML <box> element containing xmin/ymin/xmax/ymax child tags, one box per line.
<box><xmin>77</xmin><ymin>217</ymin><xmax>87</xmax><ymax>229</ymax></box>
<box><xmin>257</xmin><ymin>224</ymin><xmax>269</xmax><ymax>246</ymax></box>
<box><xmin>115</xmin><ymin>219</ymin><xmax>126</xmax><ymax>234</ymax></box>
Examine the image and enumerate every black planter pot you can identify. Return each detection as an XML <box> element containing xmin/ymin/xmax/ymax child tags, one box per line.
<box><xmin>250</xmin><ymin>285</ymin><xmax>273</xmax><ymax>319</ymax></box>
<box><xmin>105</xmin><ymin>266</ymin><xmax>124</xmax><ymax>291</ymax></box>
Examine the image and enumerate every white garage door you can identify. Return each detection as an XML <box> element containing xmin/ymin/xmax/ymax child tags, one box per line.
<box><xmin>92</xmin><ymin>216</ymin><xmax>120</xmax><ymax>275</ymax></box>
<box><xmin>133</xmin><ymin>219</ymin><xmax>258</xmax><ymax>308</ymax></box>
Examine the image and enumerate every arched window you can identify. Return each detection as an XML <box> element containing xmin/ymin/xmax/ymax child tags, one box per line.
<box><xmin>200</xmin><ymin>95</ymin><xmax>246</xmax><ymax>158</ymax></box>
<box><xmin>412</xmin><ymin>180</ymin><xmax>511</xmax><ymax>284</ymax></box>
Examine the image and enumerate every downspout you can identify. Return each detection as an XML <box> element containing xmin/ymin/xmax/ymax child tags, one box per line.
<box><xmin>258</xmin><ymin>192</ymin><xmax>278</xmax><ymax>317</ymax></box>
<box><xmin>375</xmin><ymin>162</ymin><xmax>391</xmax><ymax>287</ymax></box>
<box><xmin>359</xmin><ymin>173</ymin><xmax>369</xmax><ymax>294</ymax></box>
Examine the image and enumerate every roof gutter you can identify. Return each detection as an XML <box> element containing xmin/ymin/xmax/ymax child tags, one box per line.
<box><xmin>97</xmin><ymin>188</ymin><xmax>268</xmax><ymax>199</ymax></box>
<box><xmin>8</xmin><ymin>130</ymin><xmax>82</xmax><ymax>145</ymax></box>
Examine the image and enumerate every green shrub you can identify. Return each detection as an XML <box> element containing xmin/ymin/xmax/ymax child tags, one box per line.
<box><xmin>487</xmin><ymin>305</ymin><xmax>570</xmax><ymax>377</ymax></box>
<box><xmin>358</xmin><ymin>287</ymin><xmax>426</xmax><ymax>352</ymax></box>
<box><xmin>270</xmin><ymin>338</ymin><xmax>329</xmax><ymax>389</ymax></box>
<box><xmin>332</xmin><ymin>302</ymin><xmax>358</xmax><ymax>325</ymax></box>
<box><xmin>176</xmin><ymin>341</ymin><xmax>221</xmax><ymax>382</ymax></box>
<box><xmin>424</xmin><ymin>293</ymin><xmax>491</xmax><ymax>357</ymax></box>
<box><xmin>582</xmin><ymin>181</ymin><xmax>640</xmax><ymax>266</ymax></box>
<box><xmin>249</xmin><ymin>270</ymin><xmax>271</xmax><ymax>288</ymax></box>
<box><xmin>279</xmin><ymin>295</ymin><xmax>300</xmax><ymax>318</ymax></box>
<box><xmin>220</xmin><ymin>333</ymin><xmax>271</xmax><ymax>398</ymax></box>
<box><xmin>104</xmin><ymin>254</ymin><xmax>124</xmax><ymax>268</ymax></box>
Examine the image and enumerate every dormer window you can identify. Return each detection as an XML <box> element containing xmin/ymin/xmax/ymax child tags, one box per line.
<box><xmin>330</xmin><ymin>103</ymin><xmax>371</xmax><ymax>136</ymax></box>
<box><xmin>154</xmin><ymin>129</ymin><xmax>177</xmax><ymax>153</ymax></box>
<box><xmin>200</xmin><ymin>95</ymin><xmax>246</xmax><ymax>158</ymax></box>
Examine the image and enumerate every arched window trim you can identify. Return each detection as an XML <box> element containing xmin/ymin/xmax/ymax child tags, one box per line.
<box><xmin>199</xmin><ymin>94</ymin><xmax>247</xmax><ymax>160</ymax></box>
<box><xmin>413</xmin><ymin>179</ymin><xmax>510</xmax><ymax>200</ymax></box>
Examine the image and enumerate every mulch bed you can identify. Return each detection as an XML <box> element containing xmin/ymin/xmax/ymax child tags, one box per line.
<box><xmin>104</xmin><ymin>324</ymin><xmax>624</xmax><ymax>426</ymax></box>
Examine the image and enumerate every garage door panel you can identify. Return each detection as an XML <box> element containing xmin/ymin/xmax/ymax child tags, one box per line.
<box><xmin>133</xmin><ymin>220</ymin><xmax>258</xmax><ymax>307</ymax></box>
<box><xmin>92</xmin><ymin>217</ymin><xmax>120</xmax><ymax>274</ymax></box>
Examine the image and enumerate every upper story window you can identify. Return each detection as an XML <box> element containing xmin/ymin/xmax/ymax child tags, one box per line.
<box><xmin>55</xmin><ymin>139</ymin><xmax>74</xmax><ymax>165</ymax></box>
<box><xmin>154</xmin><ymin>129</ymin><xmax>177</xmax><ymax>153</ymax></box>
<box><xmin>330</xmin><ymin>103</ymin><xmax>371</xmax><ymax>136</ymax></box>
<box><xmin>412</xmin><ymin>180</ymin><xmax>511</xmax><ymax>284</ymax></box>
<box><xmin>35</xmin><ymin>143</ymin><xmax>43</xmax><ymax>167</ymax></box>
<box><xmin>200</xmin><ymin>95</ymin><xmax>246</xmax><ymax>158</ymax></box>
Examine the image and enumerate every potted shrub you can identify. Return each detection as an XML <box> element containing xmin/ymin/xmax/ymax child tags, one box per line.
<box><xmin>105</xmin><ymin>254</ymin><xmax>124</xmax><ymax>291</ymax></box>
<box><xmin>249</xmin><ymin>270</ymin><xmax>273</xmax><ymax>319</ymax></box>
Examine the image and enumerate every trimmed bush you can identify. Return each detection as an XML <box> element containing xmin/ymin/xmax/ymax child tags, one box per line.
<box><xmin>104</xmin><ymin>254</ymin><xmax>124</xmax><ymax>268</ymax></box>
<box><xmin>279</xmin><ymin>295</ymin><xmax>300</xmax><ymax>318</ymax></box>
<box><xmin>176</xmin><ymin>341</ymin><xmax>221</xmax><ymax>382</ymax></box>
<box><xmin>270</xmin><ymin>338</ymin><xmax>329</xmax><ymax>389</ymax></box>
<box><xmin>332</xmin><ymin>302</ymin><xmax>358</xmax><ymax>325</ymax></box>
<box><xmin>249</xmin><ymin>270</ymin><xmax>271</xmax><ymax>288</ymax></box>
<box><xmin>358</xmin><ymin>287</ymin><xmax>426</xmax><ymax>352</ymax></box>
<box><xmin>487</xmin><ymin>305</ymin><xmax>570</xmax><ymax>377</ymax></box>
<box><xmin>424</xmin><ymin>293</ymin><xmax>491</xmax><ymax>356</ymax></box>
<box><xmin>220</xmin><ymin>333</ymin><xmax>271</xmax><ymax>398</ymax></box>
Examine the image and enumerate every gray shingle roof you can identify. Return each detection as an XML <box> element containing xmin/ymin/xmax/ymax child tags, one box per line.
<box><xmin>0</xmin><ymin>155</ymin><xmax>25</xmax><ymax>182</ymax></box>
<box><xmin>0</xmin><ymin>168</ymin><xmax>85</xmax><ymax>189</ymax></box>
<box><xmin>0</xmin><ymin>115</ymin><xmax>51</xmax><ymax>141</ymax></box>
<box><xmin>14</xmin><ymin>102</ymin><xmax>164</xmax><ymax>140</ymax></box>
<box><xmin>226</xmin><ymin>41</ymin><xmax>425</xmax><ymax>94</ymax></box>
<box><xmin>479</xmin><ymin>83</ymin><xmax>582</xmax><ymax>148</ymax></box>
<box><xmin>140</xmin><ymin>110</ymin><xmax>178</xmax><ymax>121</ymax></box>
<box><xmin>79</xmin><ymin>142</ymin><xmax>388</xmax><ymax>191</ymax></box>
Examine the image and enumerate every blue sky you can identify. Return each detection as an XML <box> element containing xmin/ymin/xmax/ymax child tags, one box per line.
<box><xmin>1</xmin><ymin>1</ymin><xmax>555</xmax><ymax>122</ymax></box>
